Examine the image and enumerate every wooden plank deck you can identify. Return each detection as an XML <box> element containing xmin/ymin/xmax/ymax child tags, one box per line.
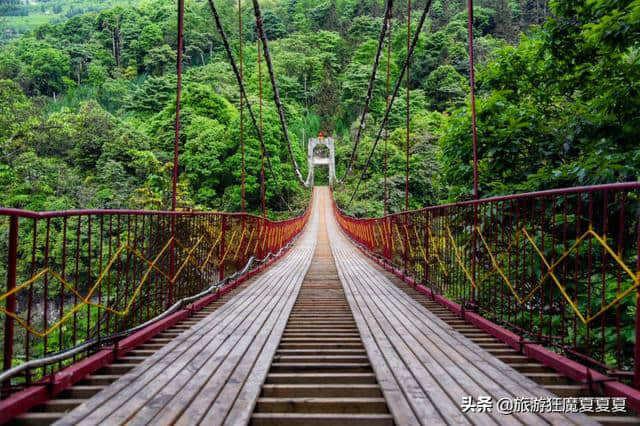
<box><xmin>53</xmin><ymin>188</ymin><xmax>604</xmax><ymax>425</ymax></box>
<box><xmin>54</xmin><ymin>192</ymin><xmax>321</xmax><ymax>426</ymax></box>
<box><xmin>320</xmin><ymin>187</ymin><xmax>598</xmax><ymax>426</ymax></box>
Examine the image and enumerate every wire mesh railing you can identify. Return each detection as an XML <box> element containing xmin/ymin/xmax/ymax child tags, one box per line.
<box><xmin>0</xmin><ymin>206</ymin><xmax>310</xmax><ymax>396</ymax></box>
<box><xmin>334</xmin><ymin>182</ymin><xmax>640</xmax><ymax>388</ymax></box>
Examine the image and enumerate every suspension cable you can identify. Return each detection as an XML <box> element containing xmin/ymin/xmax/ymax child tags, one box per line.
<box><xmin>383</xmin><ymin>5</ymin><xmax>392</xmax><ymax>216</ymax></box>
<box><xmin>346</xmin><ymin>0</ymin><xmax>434</xmax><ymax>210</ymax></box>
<box><xmin>239</xmin><ymin>0</ymin><xmax>245</xmax><ymax>212</ymax></box>
<box><xmin>468</xmin><ymin>0</ymin><xmax>479</xmax><ymax>199</ymax></box>
<box><xmin>206</xmin><ymin>0</ymin><xmax>292</xmax><ymax>211</ymax></box>
<box><xmin>258</xmin><ymin>37</ymin><xmax>266</xmax><ymax>217</ymax></box>
<box><xmin>252</xmin><ymin>0</ymin><xmax>307</xmax><ymax>188</ymax></box>
<box><xmin>405</xmin><ymin>0</ymin><xmax>411</xmax><ymax>211</ymax></box>
<box><xmin>172</xmin><ymin>0</ymin><xmax>184</xmax><ymax>211</ymax></box>
<box><xmin>338</xmin><ymin>0</ymin><xmax>393</xmax><ymax>184</ymax></box>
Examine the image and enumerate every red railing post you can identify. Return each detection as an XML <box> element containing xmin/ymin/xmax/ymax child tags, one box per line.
<box><xmin>219</xmin><ymin>216</ymin><xmax>226</xmax><ymax>281</ymax></box>
<box><xmin>168</xmin><ymin>215</ymin><xmax>176</xmax><ymax>308</ymax></box>
<box><xmin>259</xmin><ymin>218</ymin><xmax>265</xmax><ymax>259</ymax></box>
<box><xmin>471</xmin><ymin>204</ymin><xmax>477</xmax><ymax>305</ymax></box>
<box><xmin>386</xmin><ymin>216</ymin><xmax>392</xmax><ymax>260</ymax></box>
<box><xmin>635</xmin><ymin>217</ymin><xmax>640</xmax><ymax>389</ymax></box>
<box><xmin>2</xmin><ymin>215</ymin><xmax>18</xmax><ymax>394</ymax></box>
<box><xmin>468</xmin><ymin>0</ymin><xmax>479</xmax><ymax>308</ymax></box>
<box><xmin>424</xmin><ymin>209</ymin><xmax>429</xmax><ymax>286</ymax></box>
<box><xmin>172</xmin><ymin>0</ymin><xmax>184</xmax><ymax>211</ymax></box>
<box><xmin>403</xmin><ymin>214</ymin><xmax>408</xmax><ymax>276</ymax></box>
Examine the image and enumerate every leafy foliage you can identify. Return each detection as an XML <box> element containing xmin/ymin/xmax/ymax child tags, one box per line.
<box><xmin>0</xmin><ymin>0</ymin><xmax>637</xmax><ymax>217</ymax></box>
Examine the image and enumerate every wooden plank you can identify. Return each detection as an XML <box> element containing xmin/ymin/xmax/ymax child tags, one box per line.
<box><xmin>59</xmin><ymin>196</ymin><xmax>315</xmax><ymax>424</ymax></box>
<box><xmin>349</xmin><ymin>258</ymin><xmax>590</xmax><ymax>425</ymax></box>
<box><xmin>316</xmin><ymin>197</ymin><xmax>429</xmax><ymax>426</ymax></box>
<box><xmin>213</xmin><ymin>193</ymin><xmax>320</xmax><ymax>425</ymax></box>
<box><xmin>343</xmin><ymin>254</ymin><xmax>537</xmax><ymax>426</ymax></box>
<box><xmin>57</xmin><ymin>256</ymin><xmax>288</xmax><ymax>424</ymax></box>
<box><xmin>66</xmin><ymin>250</ymin><xmax>296</xmax><ymax>420</ymax></box>
<box><xmin>153</xmin><ymin>251</ymin><xmax>309</xmax><ymax>424</ymax></box>
<box><xmin>216</xmin><ymin>239</ymin><xmax>318</xmax><ymax>425</ymax></box>
<box><xmin>55</xmin><ymin>193</ymin><xmax>320</xmax><ymax>426</ymax></box>
<box><xmin>124</xmin><ymin>258</ymin><xmax>301</xmax><ymax>426</ymax></box>
<box><xmin>191</xmin><ymin>258</ymin><xmax>304</xmax><ymax>425</ymax></box>
<box><xmin>335</xmin><ymin>249</ymin><xmax>469</xmax><ymax>426</ymax></box>
<box><xmin>321</xmin><ymin>187</ymin><xmax>597</xmax><ymax>426</ymax></box>
<box><xmin>60</xmin><ymin>269</ymin><xmax>287</xmax><ymax>425</ymax></box>
<box><xmin>350</xmin><ymin>264</ymin><xmax>576</xmax><ymax>425</ymax></box>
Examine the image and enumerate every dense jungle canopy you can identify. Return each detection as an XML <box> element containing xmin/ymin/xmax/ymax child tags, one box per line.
<box><xmin>0</xmin><ymin>0</ymin><xmax>638</xmax><ymax>217</ymax></box>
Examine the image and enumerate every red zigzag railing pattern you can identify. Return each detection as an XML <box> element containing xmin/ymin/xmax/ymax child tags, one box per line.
<box><xmin>334</xmin><ymin>182</ymin><xmax>640</xmax><ymax>390</ymax></box>
<box><xmin>0</xmin><ymin>205</ymin><xmax>310</xmax><ymax>396</ymax></box>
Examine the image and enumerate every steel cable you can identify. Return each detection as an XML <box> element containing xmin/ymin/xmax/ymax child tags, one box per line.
<box><xmin>252</xmin><ymin>0</ymin><xmax>307</xmax><ymax>187</ymax></box>
<box><xmin>338</xmin><ymin>0</ymin><xmax>394</xmax><ymax>184</ymax></box>
<box><xmin>346</xmin><ymin>0</ymin><xmax>434</xmax><ymax>210</ymax></box>
<box><xmin>206</xmin><ymin>0</ymin><xmax>292</xmax><ymax>211</ymax></box>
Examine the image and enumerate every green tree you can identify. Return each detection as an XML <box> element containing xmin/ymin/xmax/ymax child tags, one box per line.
<box><xmin>143</xmin><ymin>44</ymin><xmax>175</xmax><ymax>76</ymax></box>
<box><xmin>26</xmin><ymin>46</ymin><xmax>71</xmax><ymax>96</ymax></box>
<box><xmin>424</xmin><ymin>65</ymin><xmax>466</xmax><ymax>111</ymax></box>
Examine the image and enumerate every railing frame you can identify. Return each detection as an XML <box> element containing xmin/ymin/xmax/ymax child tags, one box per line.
<box><xmin>333</xmin><ymin>182</ymin><xmax>640</xmax><ymax>406</ymax></box>
<box><xmin>0</xmin><ymin>204</ymin><xmax>310</xmax><ymax>399</ymax></box>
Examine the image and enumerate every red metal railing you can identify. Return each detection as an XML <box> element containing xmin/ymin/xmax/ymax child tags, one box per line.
<box><xmin>334</xmin><ymin>182</ymin><xmax>640</xmax><ymax>388</ymax></box>
<box><xmin>0</xmin><ymin>206</ymin><xmax>309</xmax><ymax>396</ymax></box>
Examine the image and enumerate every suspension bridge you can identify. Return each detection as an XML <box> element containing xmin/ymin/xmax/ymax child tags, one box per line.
<box><xmin>1</xmin><ymin>0</ymin><xmax>640</xmax><ymax>424</ymax></box>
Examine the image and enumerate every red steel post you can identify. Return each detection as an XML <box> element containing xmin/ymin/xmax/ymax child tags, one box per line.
<box><xmin>467</xmin><ymin>0</ymin><xmax>478</xmax><ymax>199</ymax></box>
<box><xmin>424</xmin><ymin>209</ymin><xmax>429</xmax><ymax>285</ymax></box>
<box><xmin>238</xmin><ymin>0</ymin><xmax>245</xmax><ymax>212</ymax></box>
<box><xmin>468</xmin><ymin>0</ymin><xmax>478</xmax><ymax>304</ymax></box>
<box><xmin>405</xmin><ymin>0</ymin><xmax>411</xmax><ymax>212</ymax></box>
<box><xmin>635</xmin><ymin>217</ymin><xmax>640</xmax><ymax>389</ymax></box>
<box><xmin>172</xmin><ymin>0</ymin><xmax>184</xmax><ymax>211</ymax></box>
<box><xmin>219</xmin><ymin>216</ymin><xmax>227</xmax><ymax>281</ymax></box>
<box><xmin>169</xmin><ymin>0</ymin><xmax>184</xmax><ymax>307</ymax></box>
<box><xmin>2</xmin><ymin>216</ymin><xmax>18</xmax><ymax>394</ymax></box>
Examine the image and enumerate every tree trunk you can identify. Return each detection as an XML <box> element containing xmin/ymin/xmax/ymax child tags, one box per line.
<box><xmin>111</xmin><ymin>29</ymin><xmax>117</xmax><ymax>66</ymax></box>
<box><xmin>112</xmin><ymin>26</ymin><xmax>121</xmax><ymax>67</ymax></box>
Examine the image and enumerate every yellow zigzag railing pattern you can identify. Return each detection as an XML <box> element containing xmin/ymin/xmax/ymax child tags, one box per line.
<box><xmin>0</xmin><ymin>233</ymin><xmax>217</xmax><ymax>338</ymax></box>
<box><xmin>337</xmin><ymin>214</ymin><xmax>640</xmax><ymax>326</ymax></box>
<box><xmin>419</xmin><ymin>224</ymin><xmax>639</xmax><ymax>325</ymax></box>
<box><xmin>1</xmin><ymin>219</ymin><xmax>302</xmax><ymax>338</ymax></box>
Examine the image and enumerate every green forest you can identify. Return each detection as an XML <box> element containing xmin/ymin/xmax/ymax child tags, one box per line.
<box><xmin>0</xmin><ymin>0</ymin><xmax>638</xmax><ymax>217</ymax></box>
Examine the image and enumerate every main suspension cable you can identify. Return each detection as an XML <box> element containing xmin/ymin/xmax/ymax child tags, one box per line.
<box><xmin>405</xmin><ymin>0</ymin><xmax>411</xmax><ymax>211</ymax></box>
<box><xmin>238</xmin><ymin>0</ymin><xmax>245</xmax><ymax>212</ymax></box>
<box><xmin>468</xmin><ymin>0</ymin><xmax>479</xmax><ymax>199</ymax></box>
<box><xmin>258</xmin><ymin>37</ymin><xmax>266</xmax><ymax>217</ymax></box>
<box><xmin>172</xmin><ymin>0</ymin><xmax>184</xmax><ymax>211</ymax></box>
<box><xmin>206</xmin><ymin>0</ymin><xmax>292</xmax><ymax>211</ymax></box>
<box><xmin>338</xmin><ymin>0</ymin><xmax>393</xmax><ymax>184</ymax></box>
<box><xmin>346</xmin><ymin>0</ymin><xmax>434</xmax><ymax>210</ymax></box>
<box><xmin>383</xmin><ymin>4</ymin><xmax>392</xmax><ymax>216</ymax></box>
<box><xmin>252</xmin><ymin>0</ymin><xmax>307</xmax><ymax>188</ymax></box>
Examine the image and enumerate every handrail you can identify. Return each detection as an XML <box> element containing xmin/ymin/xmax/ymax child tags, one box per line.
<box><xmin>0</xmin><ymin>207</ymin><xmax>307</xmax><ymax>221</ymax></box>
<box><xmin>0</xmin><ymin>199</ymin><xmax>312</xmax><ymax>396</ymax></box>
<box><xmin>333</xmin><ymin>182</ymin><xmax>640</xmax><ymax>389</ymax></box>
<box><xmin>336</xmin><ymin>181</ymin><xmax>640</xmax><ymax>219</ymax></box>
